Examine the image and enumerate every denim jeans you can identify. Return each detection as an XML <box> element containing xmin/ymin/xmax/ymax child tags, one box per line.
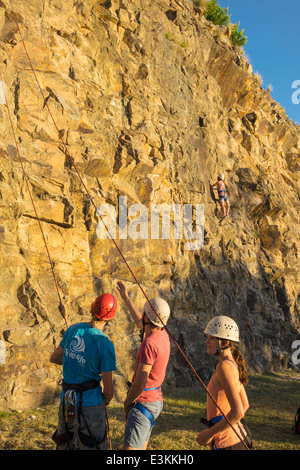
<box><xmin>124</xmin><ymin>400</ymin><xmax>163</xmax><ymax>449</ymax></box>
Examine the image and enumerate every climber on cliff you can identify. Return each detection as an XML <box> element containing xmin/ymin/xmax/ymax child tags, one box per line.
<box><xmin>210</xmin><ymin>173</ymin><xmax>230</xmax><ymax>220</ymax></box>
<box><xmin>50</xmin><ymin>293</ymin><xmax>118</xmax><ymax>450</ymax></box>
<box><xmin>116</xmin><ymin>280</ymin><xmax>171</xmax><ymax>450</ymax></box>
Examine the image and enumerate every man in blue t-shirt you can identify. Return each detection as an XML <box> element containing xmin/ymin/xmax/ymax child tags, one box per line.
<box><xmin>50</xmin><ymin>293</ymin><xmax>118</xmax><ymax>450</ymax></box>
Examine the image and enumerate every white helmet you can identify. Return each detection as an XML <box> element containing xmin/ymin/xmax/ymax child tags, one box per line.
<box><xmin>144</xmin><ymin>297</ymin><xmax>170</xmax><ymax>327</ymax></box>
<box><xmin>218</xmin><ymin>173</ymin><xmax>225</xmax><ymax>181</ymax></box>
<box><xmin>204</xmin><ymin>315</ymin><xmax>239</xmax><ymax>342</ymax></box>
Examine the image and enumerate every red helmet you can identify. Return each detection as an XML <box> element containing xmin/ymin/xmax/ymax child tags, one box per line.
<box><xmin>91</xmin><ymin>293</ymin><xmax>117</xmax><ymax>320</ymax></box>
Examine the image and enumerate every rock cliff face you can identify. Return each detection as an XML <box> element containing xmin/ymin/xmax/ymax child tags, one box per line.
<box><xmin>0</xmin><ymin>0</ymin><xmax>299</xmax><ymax>410</ymax></box>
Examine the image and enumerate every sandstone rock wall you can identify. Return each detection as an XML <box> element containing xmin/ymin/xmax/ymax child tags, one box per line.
<box><xmin>0</xmin><ymin>0</ymin><xmax>299</xmax><ymax>410</ymax></box>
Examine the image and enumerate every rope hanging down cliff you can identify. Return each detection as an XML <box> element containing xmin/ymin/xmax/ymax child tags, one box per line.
<box><xmin>0</xmin><ymin>70</ymin><xmax>68</xmax><ymax>329</ymax></box>
<box><xmin>5</xmin><ymin>1</ymin><xmax>249</xmax><ymax>450</ymax></box>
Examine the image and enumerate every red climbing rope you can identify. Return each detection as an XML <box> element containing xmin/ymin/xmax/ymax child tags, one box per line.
<box><xmin>6</xmin><ymin>0</ymin><xmax>249</xmax><ymax>449</ymax></box>
<box><xmin>0</xmin><ymin>69</ymin><xmax>68</xmax><ymax>329</ymax></box>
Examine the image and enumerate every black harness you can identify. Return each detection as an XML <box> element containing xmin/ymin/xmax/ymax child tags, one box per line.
<box><xmin>52</xmin><ymin>380</ymin><xmax>107</xmax><ymax>449</ymax></box>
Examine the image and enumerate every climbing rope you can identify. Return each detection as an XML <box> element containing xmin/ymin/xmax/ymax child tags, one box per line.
<box><xmin>106</xmin><ymin>407</ymin><xmax>112</xmax><ymax>450</ymax></box>
<box><xmin>5</xmin><ymin>1</ymin><xmax>249</xmax><ymax>450</ymax></box>
<box><xmin>0</xmin><ymin>69</ymin><xmax>68</xmax><ymax>329</ymax></box>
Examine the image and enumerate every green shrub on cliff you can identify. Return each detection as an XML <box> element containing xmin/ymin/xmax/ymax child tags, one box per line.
<box><xmin>229</xmin><ymin>21</ymin><xmax>248</xmax><ymax>47</ymax></box>
<box><xmin>203</xmin><ymin>0</ymin><xmax>230</xmax><ymax>26</ymax></box>
<box><xmin>202</xmin><ymin>0</ymin><xmax>247</xmax><ymax>48</ymax></box>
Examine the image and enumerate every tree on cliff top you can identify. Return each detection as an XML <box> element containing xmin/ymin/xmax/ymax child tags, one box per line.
<box><xmin>199</xmin><ymin>0</ymin><xmax>247</xmax><ymax>48</ymax></box>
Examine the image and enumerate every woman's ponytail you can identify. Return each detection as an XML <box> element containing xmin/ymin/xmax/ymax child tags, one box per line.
<box><xmin>232</xmin><ymin>345</ymin><xmax>248</xmax><ymax>385</ymax></box>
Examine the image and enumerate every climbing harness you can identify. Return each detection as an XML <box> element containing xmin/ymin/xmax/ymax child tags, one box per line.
<box><xmin>200</xmin><ymin>415</ymin><xmax>252</xmax><ymax>450</ymax></box>
<box><xmin>131</xmin><ymin>402</ymin><xmax>156</xmax><ymax>428</ymax></box>
<box><xmin>4</xmin><ymin>1</ymin><xmax>250</xmax><ymax>450</ymax></box>
<box><xmin>126</xmin><ymin>381</ymin><xmax>159</xmax><ymax>428</ymax></box>
<box><xmin>209</xmin><ymin>415</ymin><xmax>225</xmax><ymax>450</ymax></box>
<box><xmin>52</xmin><ymin>379</ymin><xmax>108</xmax><ymax>449</ymax></box>
<box><xmin>218</xmin><ymin>189</ymin><xmax>229</xmax><ymax>202</ymax></box>
<box><xmin>126</xmin><ymin>381</ymin><xmax>159</xmax><ymax>393</ymax></box>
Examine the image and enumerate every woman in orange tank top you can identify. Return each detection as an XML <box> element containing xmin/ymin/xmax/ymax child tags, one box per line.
<box><xmin>196</xmin><ymin>316</ymin><xmax>250</xmax><ymax>450</ymax></box>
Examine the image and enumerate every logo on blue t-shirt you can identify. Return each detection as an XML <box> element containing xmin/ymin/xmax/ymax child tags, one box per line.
<box><xmin>65</xmin><ymin>336</ymin><xmax>86</xmax><ymax>365</ymax></box>
<box><xmin>70</xmin><ymin>336</ymin><xmax>85</xmax><ymax>353</ymax></box>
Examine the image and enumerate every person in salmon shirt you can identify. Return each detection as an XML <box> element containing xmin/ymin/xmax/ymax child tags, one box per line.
<box><xmin>196</xmin><ymin>316</ymin><xmax>250</xmax><ymax>450</ymax></box>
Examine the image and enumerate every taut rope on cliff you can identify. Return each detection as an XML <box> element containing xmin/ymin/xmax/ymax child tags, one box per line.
<box><xmin>5</xmin><ymin>0</ymin><xmax>249</xmax><ymax>449</ymax></box>
<box><xmin>0</xmin><ymin>69</ymin><xmax>68</xmax><ymax>329</ymax></box>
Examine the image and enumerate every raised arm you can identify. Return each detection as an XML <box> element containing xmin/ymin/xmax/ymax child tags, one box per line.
<box><xmin>117</xmin><ymin>281</ymin><xmax>144</xmax><ymax>329</ymax></box>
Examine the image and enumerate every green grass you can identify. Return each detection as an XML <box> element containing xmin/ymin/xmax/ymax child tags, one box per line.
<box><xmin>166</xmin><ymin>32</ymin><xmax>189</xmax><ymax>48</ymax></box>
<box><xmin>241</xmin><ymin>373</ymin><xmax>300</xmax><ymax>450</ymax></box>
<box><xmin>150</xmin><ymin>372</ymin><xmax>300</xmax><ymax>450</ymax></box>
<box><xmin>0</xmin><ymin>372</ymin><xmax>299</xmax><ymax>450</ymax></box>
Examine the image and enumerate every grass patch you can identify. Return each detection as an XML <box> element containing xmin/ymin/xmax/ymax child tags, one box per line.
<box><xmin>0</xmin><ymin>372</ymin><xmax>299</xmax><ymax>450</ymax></box>
<box><xmin>166</xmin><ymin>32</ymin><xmax>189</xmax><ymax>48</ymax></box>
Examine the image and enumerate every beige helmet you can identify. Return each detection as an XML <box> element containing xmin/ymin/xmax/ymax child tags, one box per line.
<box><xmin>144</xmin><ymin>297</ymin><xmax>170</xmax><ymax>327</ymax></box>
<box><xmin>218</xmin><ymin>173</ymin><xmax>225</xmax><ymax>181</ymax></box>
<box><xmin>204</xmin><ymin>315</ymin><xmax>239</xmax><ymax>342</ymax></box>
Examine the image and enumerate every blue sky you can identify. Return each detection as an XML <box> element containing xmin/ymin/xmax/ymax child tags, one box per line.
<box><xmin>215</xmin><ymin>0</ymin><xmax>300</xmax><ymax>124</ymax></box>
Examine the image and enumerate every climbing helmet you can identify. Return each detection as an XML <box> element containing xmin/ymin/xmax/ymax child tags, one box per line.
<box><xmin>204</xmin><ymin>315</ymin><xmax>239</xmax><ymax>342</ymax></box>
<box><xmin>144</xmin><ymin>297</ymin><xmax>170</xmax><ymax>327</ymax></box>
<box><xmin>91</xmin><ymin>293</ymin><xmax>117</xmax><ymax>320</ymax></box>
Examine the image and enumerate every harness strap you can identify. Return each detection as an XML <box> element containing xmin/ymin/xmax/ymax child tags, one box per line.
<box><xmin>78</xmin><ymin>390</ymin><xmax>107</xmax><ymax>449</ymax></box>
<box><xmin>209</xmin><ymin>415</ymin><xmax>224</xmax><ymax>426</ymax></box>
<box><xmin>127</xmin><ymin>381</ymin><xmax>159</xmax><ymax>392</ymax></box>
<box><xmin>209</xmin><ymin>415</ymin><xmax>250</xmax><ymax>450</ymax></box>
<box><xmin>133</xmin><ymin>402</ymin><xmax>156</xmax><ymax>427</ymax></box>
<box><xmin>209</xmin><ymin>415</ymin><xmax>224</xmax><ymax>450</ymax></box>
<box><xmin>61</xmin><ymin>379</ymin><xmax>100</xmax><ymax>393</ymax></box>
<box><xmin>52</xmin><ymin>380</ymin><xmax>107</xmax><ymax>449</ymax></box>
